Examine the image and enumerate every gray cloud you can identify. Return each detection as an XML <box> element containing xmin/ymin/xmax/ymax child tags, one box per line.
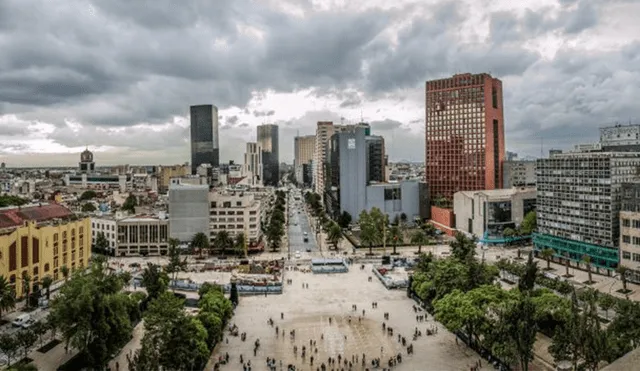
<box><xmin>253</xmin><ymin>110</ymin><xmax>275</xmax><ymax>117</ymax></box>
<box><xmin>370</xmin><ymin>119</ymin><xmax>403</xmax><ymax>131</ymax></box>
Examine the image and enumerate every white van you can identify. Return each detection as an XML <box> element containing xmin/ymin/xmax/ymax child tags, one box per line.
<box><xmin>12</xmin><ymin>314</ymin><xmax>31</xmax><ymax>328</ymax></box>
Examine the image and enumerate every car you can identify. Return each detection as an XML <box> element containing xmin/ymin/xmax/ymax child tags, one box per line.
<box><xmin>21</xmin><ymin>318</ymin><xmax>37</xmax><ymax>329</ymax></box>
<box><xmin>12</xmin><ymin>314</ymin><xmax>31</xmax><ymax>328</ymax></box>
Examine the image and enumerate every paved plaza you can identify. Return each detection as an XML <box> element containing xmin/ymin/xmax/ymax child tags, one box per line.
<box><xmin>209</xmin><ymin>265</ymin><xmax>490</xmax><ymax>371</ymax></box>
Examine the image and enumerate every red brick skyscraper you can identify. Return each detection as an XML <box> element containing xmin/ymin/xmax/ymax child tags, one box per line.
<box><xmin>425</xmin><ymin>73</ymin><xmax>504</xmax><ymax>201</ymax></box>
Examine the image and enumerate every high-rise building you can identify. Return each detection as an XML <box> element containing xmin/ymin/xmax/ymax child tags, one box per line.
<box><xmin>294</xmin><ymin>135</ymin><xmax>315</xmax><ymax>185</ymax></box>
<box><xmin>168</xmin><ymin>182</ymin><xmax>210</xmax><ymax>242</ymax></box>
<box><xmin>534</xmin><ymin>151</ymin><xmax>640</xmax><ymax>270</ymax></box>
<box><xmin>314</xmin><ymin>121</ymin><xmax>335</xmax><ymax>196</ymax></box>
<box><xmin>157</xmin><ymin>164</ymin><xmax>190</xmax><ymax>193</ymax></box>
<box><xmin>257</xmin><ymin>124</ymin><xmax>279</xmax><ymax>186</ymax></box>
<box><xmin>366</xmin><ymin>135</ymin><xmax>386</xmax><ymax>183</ymax></box>
<box><xmin>425</xmin><ymin>73</ymin><xmax>505</xmax><ymax>201</ymax></box>
<box><xmin>503</xmin><ymin>160</ymin><xmax>536</xmax><ymax>188</ymax></box>
<box><xmin>619</xmin><ymin>182</ymin><xmax>640</xmax><ymax>283</ymax></box>
<box><xmin>243</xmin><ymin>142</ymin><xmax>263</xmax><ymax>186</ymax></box>
<box><xmin>600</xmin><ymin>124</ymin><xmax>640</xmax><ymax>152</ymax></box>
<box><xmin>190</xmin><ymin>104</ymin><xmax>219</xmax><ymax>174</ymax></box>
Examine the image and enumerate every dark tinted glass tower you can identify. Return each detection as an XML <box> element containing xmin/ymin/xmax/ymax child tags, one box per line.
<box><xmin>190</xmin><ymin>104</ymin><xmax>219</xmax><ymax>174</ymax></box>
<box><xmin>257</xmin><ymin>124</ymin><xmax>279</xmax><ymax>186</ymax></box>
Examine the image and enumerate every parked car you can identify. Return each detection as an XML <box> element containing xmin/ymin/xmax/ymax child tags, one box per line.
<box><xmin>21</xmin><ymin>318</ymin><xmax>37</xmax><ymax>329</ymax></box>
<box><xmin>12</xmin><ymin>314</ymin><xmax>31</xmax><ymax>328</ymax></box>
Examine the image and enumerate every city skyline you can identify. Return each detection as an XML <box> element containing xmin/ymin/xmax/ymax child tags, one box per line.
<box><xmin>1</xmin><ymin>0</ymin><xmax>640</xmax><ymax>166</ymax></box>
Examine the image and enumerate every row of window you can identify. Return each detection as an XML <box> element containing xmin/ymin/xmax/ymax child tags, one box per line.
<box><xmin>622</xmin><ymin>235</ymin><xmax>640</xmax><ymax>244</ymax></box>
<box><xmin>622</xmin><ymin>219</ymin><xmax>640</xmax><ymax>228</ymax></box>
<box><xmin>622</xmin><ymin>251</ymin><xmax>640</xmax><ymax>262</ymax></box>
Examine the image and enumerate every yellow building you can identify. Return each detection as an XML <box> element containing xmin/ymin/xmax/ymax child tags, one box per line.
<box><xmin>0</xmin><ymin>204</ymin><xmax>91</xmax><ymax>298</ymax></box>
<box><xmin>158</xmin><ymin>164</ymin><xmax>190</xmax><ymax>193</ymax></box>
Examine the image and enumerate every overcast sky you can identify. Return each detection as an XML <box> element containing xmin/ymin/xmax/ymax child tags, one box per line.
<box><xmin>1</xmin><ymin>0</ymin><xmax>639</xmax><ymax>167</ymax></box>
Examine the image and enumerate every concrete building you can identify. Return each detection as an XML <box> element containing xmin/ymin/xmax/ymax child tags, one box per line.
<box><xmin>454</xmin><ymin>187</ymin><xmax>536</xmax><ymax>239</ymax></box>
<box><xmin>314</xmin><ymin>121</ymin><xmax>336</xmax><ymax>196</ymax></box>
<box><xmin>190</xmin><ymin>104</ymin><xmax>220</xmax><ymax>173</ymax></box>
<box><xmin>364</xmin><ymin>181</ymin><xmax>429</xmax><ymax>222</ymax></box>
<box><xmin>157</xmin><ymin>164</ymin><xmax>190</xmax><ymax>193</ymax></box>
<box><xmin>294</xmin><ymin>135</ymin><xmax>315</xmax><ymax>185</ymax></box>
<box><xmin>600</xmin><ymin>124</ymin><xmax>640</xmax><ymax>152</ymax></box>
<box><xmin>503</xmin><ymin>160</ymin><xmax>536</xmax><ymax>188</ymax></box>
<box><xmin>257</xmin><ymin>124</ymin><xmax>279</xmax><ymax>186</ymax></box>
<box><xmin>0</xmin><ymin>204</ymin><xmax>91</xmax><ymax>296</ymax></box>
<box><xmin>619</xmin><ymin>183</ymin><xmax>640</xmax><ymax>283</ymax></box>
<box><xmin>91</xmin><ymin>216</ymin><xmax>117</xmax><ymax>252</ymax></box>
<box><xmin>65</xmin><ymin>149</ymin><xmax>132</xmax><ymax>191</ymax></box>
<box><xmin>116</xmin><ymin>214</ymin><xmax>169</xmax><ymax>256</ymax></box>
<box><xmin>209</xmin><ymin>191</ymin><xmax>263</xmax><ymax>247</ymax></box>
<box><xmin>168</xmin><ymin>183</ymin><xmax>209</xmax><ymax>242</ymax></box>
<box><xmin>425</xmin><ymin>73</ymin><xmax>505</xmax><ymax>201</ymax></box>
<box><xmin>243</xmin><ymin>142</ymin><xmax>263</xmax><ymax>186</ymax></box>
<box><xmin>534</xmin><ymin>151</ymin><xmax>640</xmax><ymax>270</ymax></box>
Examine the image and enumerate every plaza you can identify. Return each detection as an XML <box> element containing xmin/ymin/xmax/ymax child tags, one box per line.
<box><xmin>208</xmin><ymin>263</ymin><xmax>490</xmax><ymax>371</ymax></box>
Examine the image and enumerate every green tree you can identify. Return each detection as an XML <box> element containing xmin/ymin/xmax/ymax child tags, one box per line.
<box><xmin>122</xmin><ymin>193</ymin><xmax>137</xmax><ymax>213</ymax></box>
<box><xmin>165</xmin><ymin>239</ymin><xmax>187</xmax><ymax>287</ymax></box>
<box><xmin>359</xmin><ymin>210</ymin><xmax>380</xmax><ymax>255</ymax></box>
<box><xmin>541</xmin><ymin>248</ymin><xmax>555</xmax><ymax>270</ymax></box>
<box><xmin>502</xmin><ymin>227</ymin><xmax>516</xmax><ymax>244</ymax></box>
<box><xmin>450</xmin><ymin>232</ymin><xmax>475</xmax><ymax>261</ymax></box>
<box><xmin>387</xmin><ymin>225</ymin><xmax>403</xmax><ymax>255</ymax></box>
<box><xmin>141</xmin><ymin>263</ymin><xmax>169</xmax><ymax>300</ymax></box>
<box><xmin>191</xmin><ymin>232</ymin><xmax>210</xmax><ymax>257</ymax></box>
<box><xmin>582</xmin><ymin>255</ymin><xmax>593</xmax><ymax>284</ymax></box>
<box><xmin>422</xmin><ymin>222</ymin><xmax>437</xmax><ymax>237</ymax></box>
<box><xmin>327</xmin><ymin>222</ymin><xmax>342</xmax><ymax>250</ymax></box>
<box><xmin>40</xmin><ymin>275</ymin><xmax>53</xmax><ymax>300</ymax></box>
<box><xmin>78</xmin><ymin>190</ymin><xmax>97</xmax><ymax>200</ymax></box>
<box><xmin>337</xmin><ymin>211</ymin><xmax>352</xmax><ymax>229</ymax></box>
<box><xmin>21</xmin><ymin>272</ymin><xmax>31</xmax><ymax>307</ymax></box>
<box><xmin>492</xmin><ymin>293</ymin><xmax>538</xmax><ymax>371</ymax></box>
<box><xmin>599</xmin><ymin>294</ymin><xmax>616</xmax><ymax>320</ymax></box>
<box><xmin>410</xmin><ymin>230</ymin><xmax>428</xmax><ymax>254</ymax></box>
<box><xmin>215</xmin><ymin>230</ymin><xmax>232</xmax><ymax>256</ymax></box>
<box><xmin>266</xmin><ymin>220</ymin><xmax>284</xmax><ymax>252</ymax></box>
<box><xmin>520</xmin><ymin>211</ymin><xmax>537</xmax><ymax>235</ymax></box>
<box><xmin>60</xmin><ymin>265</ymin><xmax>70</xmax><ymax>282</ymax></box>
<box><xmin>0</xmin><ymin>333</ymin><xmax>19</xmax><ymax>366</ymax></box>
<box><xmin>616</xmin><ymin>265</ymin><xmax>630</xmax><ymax>292</ymax></box>
<box><xmin>0</xmin><ymin>275</ymin><xmax>16</xmax><ymax>317</ymax></box>
<box><xmin>93</xmin><ymin>231</ymin><xmax>109</xmax><ymax>255</ymax></box>
<box><xmin>15</xmin><ymin>329</ymin><xmax>37</xmax><ymax>359</ymax></box>
<box><xmin>0</xmin><ymin>195</ymin><xmax>28</xmax><ymax>207</ymax></box>
<box><xmin>49</xmin><ymin>259</ymin><xmax>137</xmax><ymax>368</ymax></box>
<box><xmin>234</xmin><ymin>232</ymin><xmax>246</xmax><ymax>256</ymax></box>
<box><xmin>607</xmin><ymin>300</ymin><xmax>640</xmax><ymax>360</ymax></box>
<box><xmin>198</xmin><ymin>282</ymin><xmax>223</xmax><ymax>299</ymax></box>
<box><xmin>518</xmin><ymin>253</ymin><xmax>539</xmax><ymax>292</ymax></box>
<box><xmin>81</xmin><ymin>202</ymin><xmax>96</xmax><ymax>212</ymax></box>
<box><xmin>229</xmin><ymin>281</ymin><xmax>239</xmax><ymax>306</ymax></box>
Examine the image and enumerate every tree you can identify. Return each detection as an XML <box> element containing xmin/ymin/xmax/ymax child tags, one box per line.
<box><xmin>15</xmin><ymin>329</ymin><xmax>37</xmax><ymax>359</ymax></box>
<box><xmin>582</xmin><ymin>255</ymin><xmax>593</xmax><ymax>284</ymax></box>
<box><xmin>411</xmin><ymin>230</ymin><xmax>428</xmax><ymax>254</ymax></box>
<box><xmin>234</xmin><ymin>232</ymin><xmax>246</xmax><ymax>257</ymax></box>
<box><xmin>141</xmin><ymin>263</ymin><xmax>169</xmax><ymax>300</ymax></box>
<box><xmin>607</xmin><ymin>300</ymin><xmax>640</xmax><ymax>360</ymax></box>
<box><xmin>165</xmin><ymin>239</ymin><xmax>187</xmax><ymax>287</ymax></box>
<box><xmin>387</xmin><ymin>225</ymin><xmax>403</xmax><ymax>255</ymax></box>
<box><xmin>616</xmin><ymin>265</ymin><xmax>630</xmax><ymax>292</ymax></box>
<box><xmin>78</xmin><ymin>190</ymin><xmax>97</xmax><ymax>200</ymax></box>
<box><xmin>191</xmin><ymin>232</ymin><xmax>209</xmax><ymax>257</ymax></box>
<box><xmin>422</xmin><ymin>222</ymin><xmax>437</xmax><ymax>237</ymax></box>
<box><xmin>49</xmin><ymin>259</ymin><xmax>137</xmax><ymax>369</ymax></box>
<box><xmin>400</xmin><ymin>212</ymin><xmax>407</xmax><ymax>225</ymax></box>
<box><xmin>599</xmin><ymin>294</ymin><xmax>616</xmax><ymax>320</ymax></box>
<box><xmin>503</xmin><ymin>227</ymin><xmax>516</xmax><ymax>239</ymax></box>
<box><xmin>564</xmin><ymin>252</ymin><xmax>572</xmax><ymax>277</ymax></box>
<box><xmin>337</xmin><ymin>211</ymin><xmax>352</xmax><ymax>229</ymax></box>
<box><xmin>359</xmin><ymin>210</ymin><xmax>381</xmax><ymax>255</ymax></box>
<box><xmin>0</xmin><ymin>275</ymin><xmax>16</xmax><ymax>318</ymax></box>
<box><xmin>198</xmin><ymin>282</ymin><xmax>223</xmax><ymax>299</ymax></box>
<box><xmin>81</xmin><ymin>202</ymin><xmax>96</xmax><ymax>212</ymax></box>
<box><xmin>215</xmin><ymin>230</ymin><xmax>232</xmax><ymax>256</ymax></box>
<box><xmin>60</xmin><ymin>265</ymin><xmax>69</xmax><ymax>282</ymax></box>
<box><xmin>493</xmin><ymin>293</ymin><xmax>538</xmax><ymax>371</ymax></box>
<box><xmin>94</xmin><ymin>231</ymin><xmax>109</xmax><ymax>255</ymax></box>
<box><xmin>327</xmin><ymin>222</ymin><xmax>342</xmax><ymax>250</ymax></box>
<box><xmin>0</xmin><ymin>333</ymin><xmax>19</xmax><ymax>366</ymax></box>
<box><xmin>450</xmin><ymin>232</ymin><xmax>475</xmax><ymax>261</ymax></box>
<box><xmin>229</xmin><ymin>281</ymin><xmax>239</xmax><ymax>306</ymax></box>
<box><xmin>541</xmin><ymin>248</ymin><xmax>555</xmax><ymax>270</ymax></box>
<box><xmin>21</xmin><ymin>272</ymin><xmax>31</xmax><ymax>307</ymax></box>
<box><xmin>520</xmin><ymin>211</ymin><xmax>537</xmax><ymax>235</ymax></box>
<box><xmin>122</xmin><ymin>193</ymin><xmax>137</xmax><ymax>213</ymax></box>
<box><xmin>518</xmin><ymin>253</ymin><xmax>539</xmax><ymax>292</ymax></box>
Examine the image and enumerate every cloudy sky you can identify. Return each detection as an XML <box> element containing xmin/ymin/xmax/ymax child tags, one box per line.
<box><xmin>1</xmin><ymin>0</ymin><xmax>639</xmax><ymax>167</ymax></box>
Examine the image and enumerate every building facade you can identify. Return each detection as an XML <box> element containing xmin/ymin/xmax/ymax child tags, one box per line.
<box><xmin>425</xmin><ymin>73</ymin><xmax>505</xmax><ymax>201</ymax></box>
<box><xmin>168</xmin><ymin>183</ymin><xmax>210</xmax><ymax>242</ymax></box>
<box><xmin>0</xmin><ymin>204</ymin><xmax>91</xmax><ymax>297</ymax></box>
<box><xmin>534</xmin><ymin>152</ymin><xmax>640</xmax><ymax>270</ymax></box>
<box><xmin>364</xmin><ymin>181</ymin><xmax>429</xmax><ymax>222</ymax></box>
<box><xmin>314</xmin><ymin>121</ymin><xmax>335</xmax><ymax>196</ymax></box>
<box><xmin>157</xmin><ymin>164</ymin><xmax>190</xmax><ymax>193</ymax></box>
<box><xmin>91</xmin><ymin>217</ymin><xmax>117</xmax><ymax>252</ymax></box>
<box><xmin>116</xmin><ymin>215</ymin><xmax>169</xmax><ymax>256</ymax></box>
<box><xmin>366</xmin><ymin>135</ymin><xmax>386</xmax><ymax>183</ymax></box>
<box><xmin>600</xmin><ymin>124</ymin><xmax>640</xmax><ymax>152</ymax></box>
<box><xmin>503</xmin><ymin>160</ymin><xmax>536</xmax><ymax>188</ymax></box>
<box><xmin>209</xmin><ymin>191</ymin><xmax>263</xmax><ymax>246</ymax></box>
<box><xmin>190</xmin><ymin>104</ymin><xmax>220</xmax><ymax>173</ymax></box>
<box><xmin>257</xmin><ymin>124</ymin><xmax>279</xmax><ymax>186</ymax></box>
<box><xmin>619</xmin><ymin>183</ymin><xmax>640</xmax><ymax>283</ymax></box>
<box><xmin>294</xmin><ymin>135</ymin><xmax>315</xmax><ymax>185</ymax></box>
<box><xmin>454</xmin><ymin>187</ymin><xmax>536</xmax><ymax>239</ymax></box>
<box><xmin>243</xmin><ymin>142</ymin><xmax>263</xmax><ymax>186</ymax></box>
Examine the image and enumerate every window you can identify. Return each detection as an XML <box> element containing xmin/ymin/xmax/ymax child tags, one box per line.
<box><xmin>623</xmin><ymin>251</ymin><xmax>631</xmax><ymax>260</ymax></box>
<box><xmin>633</xmin><ymin>237</ymin><xmax>640</xmax><ymax>245</ymax></box>
<box><xmin>623</xmin><ymin>235</ymin><xmax>631</xmax><ymax>243</ymax></box>
<box><xmin>634</xmin><ymin>220</ymin><xmax>640</xmax><ymax>229</ymax></box>
<box><xmin>633</xmin><ymin>253</ymin><xmax>640</xmax><ymax>263</ymax></box>
<box><xmin>236</xmin><ymin>201</ymin><xmax>242</xmax><ymax>206</ymax></box>
<box><xmin>623</xmin><ymin>219</ymin><xmax>631</xmax><ymax>227</ymax></box>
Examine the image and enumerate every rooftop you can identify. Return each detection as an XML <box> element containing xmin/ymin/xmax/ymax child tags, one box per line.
<box><xmin>0</xmin><ymin>203</ymin><xmax>73</xmax><ymax>229</ymax></box>
<box><xmin>456</xmin><ymin>187</ymin><xmax>536</xmax><ymax>199</ymax></box>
